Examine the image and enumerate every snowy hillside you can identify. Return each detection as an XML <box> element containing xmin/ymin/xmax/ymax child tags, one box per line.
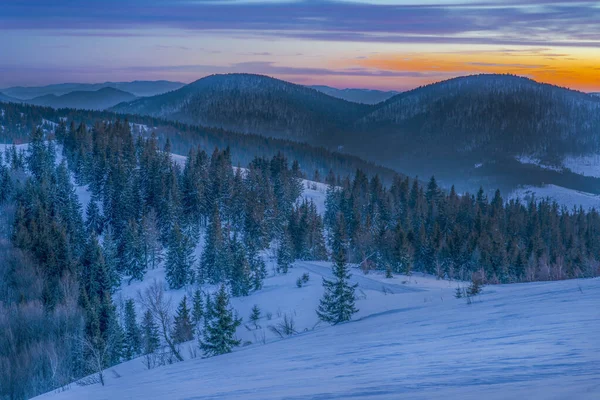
<box><xmin>29</xmin><ymin>157</ymin><xmax>600</xmax><ymax>398</ymax></box>
<box><xmin>563</xmin><ymin>154</ymin><xmax>600</xmax><ymax>178</ymax></box>
<box><xmin>510</xmin><ymin>184</ymin><xmax>600</xmax><ymax>211</ymax></box>
<box><xmin>36</xmin><ymin>265</ymin><xmax>600</xmax><ymax>400</ymax></box>
<box><xmin>508</xmin><ymin>155</ymin><xmax>600</xmax><ymax>210</ymax></box>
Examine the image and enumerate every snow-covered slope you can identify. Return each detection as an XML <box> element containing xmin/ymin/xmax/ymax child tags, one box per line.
<box><xmin>8</xmin><ymin>140</ymin><xmax>600</xmax><ymax>400</ymax></box>
<box><xmin>563</xmin><ymin>154</ymin><xmax>600</xmax><ymax>178</ymax></box>
<box><xmin>36</xmin><ymin>266</ymin><xmax>600</xmax><ymax>400</ymax></box>
<box><xmin>510</xmin><ymin>184</ymin><xmax>600</xmax><ymax>211</ymax></box>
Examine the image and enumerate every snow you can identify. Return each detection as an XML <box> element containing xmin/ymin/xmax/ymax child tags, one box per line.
<box><xmin>514</xmin><ymin>155</ymin><xmax>562</xmax><ymax>172</ymax></box>
<box><xmin>41</xmin><ymin>118</ymin><xmax>59</xmax><ymax>129</ymax></box>
<box><xmin>129</xmin><ymin>122</ymin><xmax>149</xmax><ymax>135</ymax></box>
<box><xmin>516</xmin><ymin>153</ymin><xmax>600</xmax><ymax>179</ymax></box>
<box><xmin>300</xmin><ymin>179</ymin><xmax>328</xmax><ymax>215</ymax></box>
<box><xmin>510</xmin><ymin>184</ymin><xmax>600</xmax><ymax>211</ymax></box>
<box><xmin>35</xmin><ymin>264</ymin><xmax>600</xmax><ymax>400</ymax></box>
<box><xmin>563</xmin><ymin>154</ymin><xmax>600</xmax><ymax>178</ymax></box>
<box><xmin>0</xmin><ymin>143</ymin><xmax>28</xmax><ymax>152</ymax></box>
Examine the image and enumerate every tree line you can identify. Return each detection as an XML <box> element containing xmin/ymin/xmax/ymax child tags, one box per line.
<box><xmin>325</xmin><ymin>171</ymin><xmax>600</xmax><ymax>282</ymax></box>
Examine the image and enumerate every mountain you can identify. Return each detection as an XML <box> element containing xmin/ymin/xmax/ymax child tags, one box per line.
<box><xmin>111</xmin><ymin>73</ymin><xmax>372</xmax><ymax>143</ymax></box>
<box><xmin>342</xmin><ymin>74</ymin><xmax>600</xmax><ymax>193</ymax></box>
<box><xmin>27</xmin><ymin>87</ymin><xmax>137</xmax><ymax>110</ymax></box>
<box><xmin>111</xmin><ymin>73</ymin><xmax>600</xmax><ymax>195</ymax></box>
<box><xmin>0</xmin><ymin>92</ymin><xmax>21</xmax><ymax>103</ymax></box>
<box><xmin>309</xmin><ymin>85</ymin><xmax>399</xmax><ymax>104</ymax></box>
<box><xmin>591</xmin><ymin>92</ymin><xmax>600</xmax><ymax>97</ymax></box>
<box><xmin>1</xmin><ymin>80</ymin><xmax>184</xmax><ymax>99</ymax></box>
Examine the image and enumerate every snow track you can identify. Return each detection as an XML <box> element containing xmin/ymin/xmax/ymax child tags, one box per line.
<box><xmin>301</xmin><ymin>261</ymin><xmax>423</xmax><ymax>294</ymax></box>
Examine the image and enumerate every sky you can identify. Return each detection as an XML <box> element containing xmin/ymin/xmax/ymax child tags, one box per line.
<box><xmin>1</xmin><ymin>0</ymin><xmax>599</xmax><ymax>91</ymax></box>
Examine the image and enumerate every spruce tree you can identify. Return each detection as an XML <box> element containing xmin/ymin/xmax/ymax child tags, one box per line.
<box><xmin>142</xmin><ymin>209</ymin><xmax>163</xmax><ymax>270</ymax></box>
<box><xmin>199</xmin><ymin>285</ymin><xmax>242</xmax><ymax>357</ymax></box>
<box><xmin>229</xmin><ymin>237</ymin><xmax>252</xmax><ymax>297</ymax></box>
<box><xmin>172</xmin><ymin>296</ymin><xmax>194</xmax><ymax>344</ymax></box>
<box><xmin>249</xmin><ymin>304</ymin><xmax>261</xmax><ymax>329</ymax></box>
<box><xmin>141</xmin><ymin>310</ymin><xmax>160</xmax><ymax>355</ymax></box>
<box><xmin>191</xmin><ymin>289</ymin><xmax>204</xmax><ymax>328</ymax></box>
<box><xmin>317</xmin><ymin>217</ymin><xmax>358</xmax><ymax>325</ymax></box>
<box><xmin>165</xmin><ymin>223</ymin><xmax>195</xmax><ymax>289</ymax></box>
<box><xmin>123</xmin><ymin>219</ymin><xmax>146</xmax><ymax>283</ymax></box>
<box><xmin>85</xmin><ymin>200</ymin><xmax>103</xmax><ymax>235</ymax></box>
<box><xmin>277</xmin><ymin>228</ymin><xmax>294</xmax><ymax>274</ymax></box>
<box><xmin>199</xmin><ymin>206</ymin><xmax>226</xmax><ymax>284</ymax></box>
<box><xmin>123</xmin><ymin>299</ymin><xmax>142</xmax><ymax>360</ymax></box>
<box><xmin>101</xmin><ymin>227</ymin><xmax>121</xmax><ymax>291</ymax></box>
<box><xmin>247</xmin><ymin>244</ymin><xmax>267</xmax><ymax>291</ymax></box>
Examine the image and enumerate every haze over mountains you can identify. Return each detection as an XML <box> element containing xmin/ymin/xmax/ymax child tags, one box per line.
<box><xmin>1</xmin><ymin>80</ymin><xmax>184</xmax><ymax>99</ymax></box>
<box><xmin>2</xmin><ymin>72</ymin><xmax>600</xmax><ymax>200</ymax></box>
<box><xmin>26</xmin><ymin>87</ymin><xmax>137</xmax><ymax>111</ymax></box>
<box><xmin>308</xmin><ymin>85</ymin><xmax>399</xmax><ymax>104</ymax></box>
<box><xmin>0</xmin><ymin>92</ymin><xmax>20</xmax><ymax>103</ymax></box>
<box><xmin>109</xmin><ymin>73</ymin><xmax>600</xmax><ymax>195</ymax></box>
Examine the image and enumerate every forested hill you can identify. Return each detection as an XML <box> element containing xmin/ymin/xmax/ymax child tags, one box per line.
<box><xmin>107</xmin><ymin>73</ymin><xmax>600</xmax><ymax>195</ymax></box>
<box><xmin>111</xmin><ymin>73</ymin><xmax>372</xmax><ymax>143</ymax></box>
<box><xmin>342</xmin><ymin>74</ymin><xmax>600</xmax><ymax>193</ymax></box>
<box><xmin>353</xmin><ymin>74</ymin><xmax>600</xmax><ymax>160</ymax></box>
<box><xmin>0</xmin><ymin>101</ymin><xmax>400</xmax><ymax>184</ymax></box>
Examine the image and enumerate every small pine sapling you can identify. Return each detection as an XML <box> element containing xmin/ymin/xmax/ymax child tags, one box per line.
<box><xmin>249</xmin><ymin>304</ymin><xmax>261</xmax><ymax>329</ymax></box>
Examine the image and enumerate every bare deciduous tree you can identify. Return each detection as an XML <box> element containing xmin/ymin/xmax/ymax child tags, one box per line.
<box><xmin>138</xmin><ymin>280</ymin><xmax>184</xmax><ymax>362</ymax></box>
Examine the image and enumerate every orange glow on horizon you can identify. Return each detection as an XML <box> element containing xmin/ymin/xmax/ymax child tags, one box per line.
<box><xmin>353</xmin><ymin>49</ymin><xmax>600</xmax><ymax>92</ymax></box>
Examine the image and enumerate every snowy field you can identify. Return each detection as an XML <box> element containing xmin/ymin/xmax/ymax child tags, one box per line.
<box><xmin>36</xmin><ymin>263</ymin><xmax>600</xmax><ymax>400</ymax></box>
<box><xmin>510</xmin><ymin>184</ymin><xmax>600</xmax><ymax>211</ymax></box>
<box><xmin>563</xmin><ymin>154</ymin><xmax>600</xmax><ymax>178</ymax></box>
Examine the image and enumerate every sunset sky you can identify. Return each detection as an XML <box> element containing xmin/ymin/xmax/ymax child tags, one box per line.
<box><xmin>1</xmin><ymin>0</ymin><xmax>599</xmax><ymax>91</ymax></box>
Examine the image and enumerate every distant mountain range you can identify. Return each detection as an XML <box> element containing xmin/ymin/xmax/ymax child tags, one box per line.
<box><xmin>109</xmin><ymin>73</ymin><xmax>600</xmax><ymax>195</ymax></box>
<box><xmin>308</xmin><ymin>85</ymin><xmax>398</xmax><ymax>104</ymax></box>
<box><xmin>0</xmin><ymin>92</ymin><xmax>20</xmax><ymax>103</ymax></box>
<box><xmin>111</xmin><ymin>73</ymin><xmax>370</xmax><ymax>144</ymax></box>
<box><xmin>1</xmin><ymin>80</ymin><xmax>184</xmax><ymax>99</ymax></box>
<box><xmin>26</xmin><ymin>87</ymin><xmax>137</xmax><ymax>110</ymax></box>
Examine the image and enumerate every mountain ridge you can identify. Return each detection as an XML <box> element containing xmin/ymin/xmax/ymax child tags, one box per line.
<box><xmin>308</xmin><ymin>85</ymin><xmax>398</xmax><ymax>104</ymax></box>
<box><xmin>2</xmin><ymin>80</ymin><xmax>184</xmax><ymax>99</ymax></box>
<box><xmin>111</xmin><ymin>73</ymin><xmax>372</xmax><ymax>143</ymax></box>
<box><xmin>92</xmin><ymin>73</ymin><xmax>600</xmax><ymax>194</ymax></box>
<box><xmin>26</xmin><ymin>87</ymin><xmax>137</xmax><ymax>110</ymax></box>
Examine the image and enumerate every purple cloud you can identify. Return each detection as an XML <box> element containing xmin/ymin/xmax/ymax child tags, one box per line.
<box><xmin>1</xmin><ymin>1</ymin><xmax>598</xmax><ymax>47</ymax></box>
